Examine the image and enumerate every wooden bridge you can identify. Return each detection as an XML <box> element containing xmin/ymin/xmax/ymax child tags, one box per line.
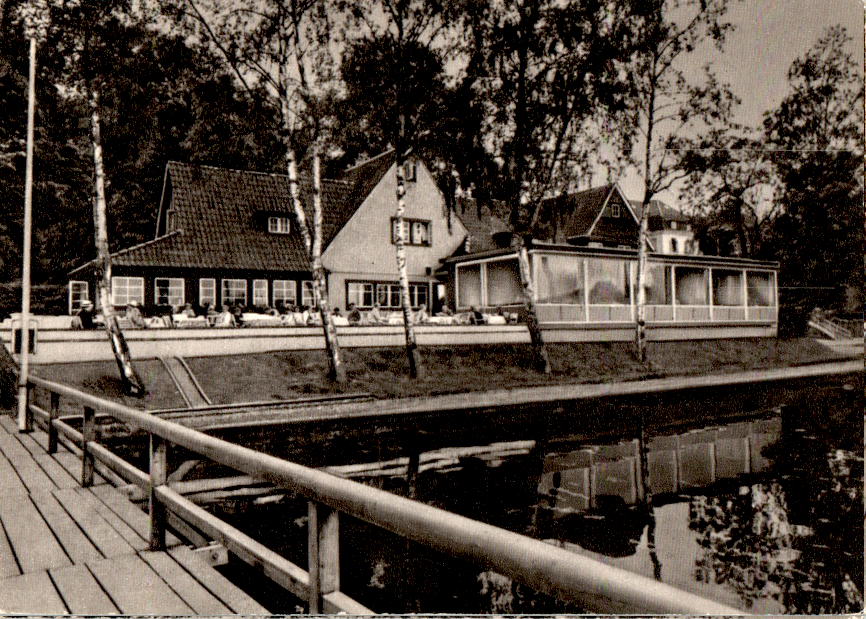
<box><xmin>0</xmin><ymin>413</ymin><xmax>268</xmax><ymax>614</ymax></box>
<box><xmin>0</xmin><ymin>372</ymin><xmax>752</xmax><ymax>615</ymax></box>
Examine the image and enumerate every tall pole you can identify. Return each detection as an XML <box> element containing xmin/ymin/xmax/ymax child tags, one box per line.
<box><xmin>17</xmin><ymin>36</ymin><xmax>37</xmax><ymax>431</ymax></box>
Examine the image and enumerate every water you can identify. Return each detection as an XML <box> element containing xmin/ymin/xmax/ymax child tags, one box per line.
<box><xmin>207</xmin><ymin>374</ymin><xmax>862</xmax><ymax>613</ymax></box>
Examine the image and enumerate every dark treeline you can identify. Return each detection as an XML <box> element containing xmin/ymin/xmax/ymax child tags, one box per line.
<box><xmin>0</xmin><ymin>1</ymin><xmax>861</xmax><ymax>331</ymax></box>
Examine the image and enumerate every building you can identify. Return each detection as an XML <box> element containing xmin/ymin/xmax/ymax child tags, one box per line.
<box><xmin>444</xmin><ymin>183</ymin><xmax>779</xmax><ymax>339</ymax></box>
<box><xmin>630</xmin><ymin>199</ymin><xmax>697</xmax><ymax>255</ymax></box>
<box><xmin>68</xmin><ymin>151</ymin><xmax>468</xmax><ymax>314</ymax></box>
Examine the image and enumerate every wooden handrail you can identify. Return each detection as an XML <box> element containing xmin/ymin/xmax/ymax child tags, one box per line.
<box><xmin>25</xmin><ymin>374</ymin><xmax>742</xmax><ymax>615</ymax></box>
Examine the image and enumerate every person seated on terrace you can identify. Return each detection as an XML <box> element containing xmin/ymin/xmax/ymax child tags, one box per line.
<box><xmin>214</xmin><ymin>304</ymin><xmax>236</xmax><ymax>328</ymax></box>
<box><xmin>369</xmin><ymin>302</ymin><xmax>388</xmax><ymax>325</ymax></box>
<box><xmin>181</xmin><ymin>303</ymin><xmax>196</xmax><ymax>318</ymax></box>
<box><xmin>75</xmin><ymin>300</ymin><xmax>97</xmax><ymax>329</ymax></box>
<box><xmin>300</xmin><ymin>305</ymin><xmax>313</xmax><ymax>325</ymax></box>
<box><xmin>231</xmin><ymin>305</ymin><xmax>245</xmax><ymax>326</ymax></box>
<box><xmin>469</xmin><ymin>305</ymin><xmax>485</xmax><ymax>325</ymax></box>
<box><xmin>204</xmin><ymin>302</ymin><xmax>217</xmax><ymax>318</ymax></box>
<box><xmin>436</xmin><ymin>305</ymin><xmax>454</xmax><ymax>317</ymax></box>
<box><xmin>414</xmin><ymin>303</ymin><xmax>429</xmax><ymax>323</ymax></box>
<box><xmin>332</xmin><ymin>307</ymin><xmax>342</xmax><ymax>318</ymax></box>
<box><xmin>347</xmin><ymin>303</ymin><xmax>362</xmax><ymax>325</ymax></box>
<box><xmin>126</xmin><ymin>301</ymin><xmax>145</xmax><ymax>328</ymax></box>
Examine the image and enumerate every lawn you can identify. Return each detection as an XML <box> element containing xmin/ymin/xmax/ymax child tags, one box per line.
<box><xmin>32</xmin><ymin>337</ymin><xmax>848</xmax><ymax>409</ymax></box>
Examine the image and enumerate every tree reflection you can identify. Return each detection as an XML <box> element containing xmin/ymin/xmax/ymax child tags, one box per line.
<box><xmin>689</xmin><ymin>389</ymin><xmax>863</xmax><ymax>614</ymax></box>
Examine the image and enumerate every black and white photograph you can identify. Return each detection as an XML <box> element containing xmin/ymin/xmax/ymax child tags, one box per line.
<box><xmin>0</xmin><ymin>0</ymin><xmax>862</xmax><ymax>615</ymax></box>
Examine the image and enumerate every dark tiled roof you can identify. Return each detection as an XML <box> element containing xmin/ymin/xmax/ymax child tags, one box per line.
<box><xmin>630</xmin><ymin>199</ymin><xmax>690</xmax><ymax>223</ymax></box>
<box><xmin>71</xmin><ymin>154</ymin><xmax>395</xmax><ymax>274</ymax></box>
<box><xmin>540</xmin><ymin>184</ymin><xmax>615</xmax><ymax>239</ymax></box>
<box><xmin>453</xmin><ymin>197</ymin><xmax>511</xmax><ymax>253</ymax></box>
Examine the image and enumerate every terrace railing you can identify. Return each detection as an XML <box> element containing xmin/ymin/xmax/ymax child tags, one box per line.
<box><xmin>21</xmin><ymin>376</ymin><xmax>742</xmax><ymax>615</ymax></box>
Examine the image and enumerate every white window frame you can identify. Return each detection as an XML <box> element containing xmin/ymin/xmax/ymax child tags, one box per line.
<box><xmin>347</xmin><ymin>282</ymin><xmax>376</xmax><ymax>309</ymax></box>
<box><xmin>221</xmin><ymin>278</ymin><xmax>247</xmax><ymax>307</ymax></box>
<box><xmin>268</xmin><ymin>216</ymin><xmax>291</xmax><ymax>234</ymax></box>
<box><xmin>199</xmin><ymin>278</ymin><xmax>216</xmax><ymax>308</ymax></box>
<box><xmin>111</xmin><ymin>276</ymin><xmax>144</xmax><ymax>307</ymax></box>
<box><xmin>301</xmin><ymin>280</ymin><xmax>316</xmax><ymax>308</ymax></box>
<box><xmin>252</xmin><ymin>279</ymin><xmax>268</xmax><ymax>307</ymax></box>
<box><xmin>610</xmin><ymin>202</ymin><xmax>621</xmax><ymax>218</ymax></box>
<box><xmin>272</xmin><ymin>280</ymin><xmax>296</xmax><ymax>308</ymax></box>
<box><xmin>154</xmin><ymin>277</ymin><xmax>185</xmax><ymax>307</ymax></box>
<box><xmin>68</xmin><ymin>280</ymin><xmax>89</xmax><ymax>314</ymax></box>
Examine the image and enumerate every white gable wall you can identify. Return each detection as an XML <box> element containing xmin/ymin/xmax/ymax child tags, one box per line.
<box><xmin>322</xmin><ymin>162</ymin><xmax>468</xmax><ymax>311</ymax></box>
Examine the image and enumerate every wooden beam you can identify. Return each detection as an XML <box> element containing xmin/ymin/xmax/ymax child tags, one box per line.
<box><xmin>81</xmin><ymin>405</ymin><xmax>95</xmax><ymax>487</ymax></box>
<box><xmin>307</xmin><ymin>501</ymin><xmax>339</xmax><ymax>613</ymax></box>
<box><xmin>149</xmin><ymin>433</ymin><xmax>168</xmax><ymax>550</ymax></box>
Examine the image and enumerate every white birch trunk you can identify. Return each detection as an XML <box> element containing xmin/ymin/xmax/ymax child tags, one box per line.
<box><xmin>89</xmin><ymin>88</ymin><xmax>145</xmax><ymax>396</ymax></box>
<box><xmin>284</xmin><ymin>143</ymin><xmax>346</xmax><ymax>383</ymax></box>
<box><xmin>513</xmin><ymin>234</ymin><xmax>551</xmax><ymax>374</ymax></box>
<box><xmin>635</xmin><ymin>201</ymin><xmax>650</xmax><ymax>362</ymax></box>
<box><xmin>394</xmin><ymin>160</ymin><xmax>423</xmax><ymax>379</ymax></box>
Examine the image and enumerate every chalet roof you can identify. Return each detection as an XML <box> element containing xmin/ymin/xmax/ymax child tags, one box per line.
<box><xmin>70</xmin><ymin>153</ymin><xmax>395</xmax><ymax>275</ymax></box>
<box><xmin>630</xmin><ymin>199</ymin><xmax>690</xmax><ymax>223</ymax></box>
<box><xmin>546</xmin><ymin>184</ymin><xmax>616</xmax><ymax>238</ymax></box>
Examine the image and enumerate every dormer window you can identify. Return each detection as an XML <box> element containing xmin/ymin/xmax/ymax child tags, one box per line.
<box><xmin>268</xmin><ymin>216</ymin><xmax>291</xmax><ymax>234</ymax></box>
<box><xmin>400</xmin><ymin>162</ymin><xmax>417</xmax><ymax>182</ymax></box>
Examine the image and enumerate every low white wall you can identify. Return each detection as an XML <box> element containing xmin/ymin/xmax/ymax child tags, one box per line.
<box><xmin>2</xmin><ymin>321</ymin><xmax>777</xmax><ymax>365</ymax></box>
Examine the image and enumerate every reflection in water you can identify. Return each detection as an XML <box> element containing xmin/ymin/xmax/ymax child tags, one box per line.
<box><xmin>207</xmin><ymin>378</ymin><xmax>862</xmax><ymax>614</ymax></box>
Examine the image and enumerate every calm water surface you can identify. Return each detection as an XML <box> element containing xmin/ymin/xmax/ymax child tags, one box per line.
<box><xmin>210</xmin><ymin>374</ymin><xmax>863</xmax><ymax>614</ymax></box>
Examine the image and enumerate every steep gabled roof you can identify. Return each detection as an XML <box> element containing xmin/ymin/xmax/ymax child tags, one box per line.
<box><xmin>70</xmin><ymin>155</ymin><xmax>397</xmax><ymax>274</ymax></box>
<box><xmin>550</xmin><ymin>184</ymin><xmax>616</xmax><ymax>238</ymax></box>
<box><xmin>630</xmin><ymin>199</ymin><xmax>690</xmax><ymax>223</ymax></box>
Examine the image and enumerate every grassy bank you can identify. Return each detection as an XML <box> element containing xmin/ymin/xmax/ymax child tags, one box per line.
<box><xmin>32</xmin><ymin>338</ymin><xmax>847</xmax><ymax>409</ymax></box>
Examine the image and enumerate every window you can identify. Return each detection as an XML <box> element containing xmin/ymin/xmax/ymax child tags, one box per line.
<box><xmin>68</xmin><ymin>281</ymin><xmax>89</xmax><ymax>314</ymax></box>
<box><xmin>273</xmin><ymin>280</ymin><xmax>296</xmax><ymax>308</ymax></box>
<box><xmin>675</xmin><ymin>267</ymin><xmax>709</xmax><ymax>305</ymax></box>
<box><xmin>154</xmin><ymin>278</ymin><xmax>184</xmax><ymax>307</ymax></box>
<box><xmin>457</xmin><ymin>265</ymin><xmax>482</xmax><ymax>308</ymax></box>
<box><xmin>610</xmin><ymin>202</ymin><xmax>621</xmax><ymax>218</ymax></box>
<box><xmin>747</xmin><ymin>271</ymin><xmax>774</xmax><ymax>306</ymax></box>
<box><xmin>221</xmin><ymin>279</ymin><xmax>247</xmax><ymax>307</ymax></box>
<box><xmin>374</xmin><ymin>282</ymin><xmax>428</xmax><ymax>309</ymax></box>
<box><xmin>586</xmin><ymin>258</ymin><xmax>630</xmax><ymax>304</ymax></box>
<box><xmin>400</xmin><ymin>162</ymin><xmax>417</xmax><ymax>182</ymax></box>
<box><xmin>199</xmin><ymin>278</ymin><xmax>216</xmax><ymax>307</ymax></box>
<box><xmin>347</xmin><ymin>282</ymin><xmax>375</xmax><ymax>308</ymax></box>
<box><xmin>670</xmin><ymin>238</ymin><xmax>678</xmax><ymax>253</ymax></box>
<box><xmin>252</xmin><ymin>280</ymin><xmax>268</xmax><ymax>307</ymax></box>
<box><xmin>268</xmin><ymin>216</ymin><xmax>291</xmax><ymax>234</ymax></box>
<box><xmin>391</xmin><ymin>218</ymin><xmax>431</xmax><ymax>246</ymax></box>
<box><xmin>536</xmin><ymin>255</ymin><xmax>583</xmax><ymax>305</ymax></box>
<box><xmin>670</xmin><ymin>221</ymin><xmax>678</xmax><ymax>230</ymax></box>
<box><xmin>712</xmin><ymin>270</ymin><xmax>744</xmax><ymax>306</ymax></box>
<box><xmin>301</xmin><ymin>280</ymin><xmax>316</xmax><ymax>308</ymax></box>
<box><xmin>111</xmin><ymin>277</ymin><xmax>144</xmax><ymax>307</ymax></box>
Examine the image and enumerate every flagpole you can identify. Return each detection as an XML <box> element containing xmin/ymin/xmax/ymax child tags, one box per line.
<box><xmin>17</xmin><ymin>36</ymin><xmax>37</xmax><ymax>432</ymax></box>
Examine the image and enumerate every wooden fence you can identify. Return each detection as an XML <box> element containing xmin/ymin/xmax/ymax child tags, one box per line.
<box><xmin>21</xmin><ymin>375</ymin><xmax>742</xmax><ymax>615</ymax></box>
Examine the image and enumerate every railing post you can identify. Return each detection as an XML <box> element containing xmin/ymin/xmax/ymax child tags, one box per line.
<box><xmin>47</xmin><ymin>391</ymin><xmax>59</xmax><ymax>454</ymax></box>
<box><xmin>81</xmin><ymin>405</ymin><xmax>95</xmax><ymax>486</ymax></box>
<box><xmin>307</xmin><ymin>501</ymin><xmax>339</xmax><ymax>613</ymax></box>
<box><xmin>149</xmin><ymin>433</ymin><xmax>168</xmax><ymax>550</ymax></box>
<box><xmin>23</xmin><ymin>382</ymin><xmax>33</xmax><ymax>432</ymax></box>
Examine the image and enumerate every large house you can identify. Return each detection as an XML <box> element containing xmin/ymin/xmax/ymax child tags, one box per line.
<box><xmin>68</xmin><ymin>164</ymin><xmax>778</xmax><ymax>340</ymax></box>
<box><xmin>68</xmin><ymin>151</ymin><xmax>468</xmax><ymax>314</ymax></box>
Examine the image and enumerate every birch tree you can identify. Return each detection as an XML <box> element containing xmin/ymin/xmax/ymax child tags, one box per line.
<box><xmin>624</xmin><ymin>0</ymin><xmax>739</xmax><ymax>362</ymax></box>
<box><xmin>173</xmin><ymin>0</ymin><xmax>347</xmax><ymax>382</ymax></box>
<box><xmin>338</xmin><ymin>0</ymin><xmax>462</xmax><ymax>379</ymax></box>
<box><xmin>463</xmin><ymin>0</ymin><xmax>641</xmax><ymax>373</ymax></box>
<box><xmin>49</xmin><ymin>0</ymin><xmax>147</xmax><ymax>395</ymax></box>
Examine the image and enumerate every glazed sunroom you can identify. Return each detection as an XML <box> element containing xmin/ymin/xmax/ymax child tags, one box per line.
<box><xmin>444</xmin><ymin>243</ymin><xmax>778</xmax><ymax>337</ymax></box>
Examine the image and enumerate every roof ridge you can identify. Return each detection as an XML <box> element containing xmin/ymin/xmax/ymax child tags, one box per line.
<box><xmin>167</xmin><ymin>160</ymin><xmax>350</xmax><ymax>185</ymax></box>
<box><xmin>342</xmin><ymin>148</ymin><xmax>395</xmax><ymax>172</ymax></box>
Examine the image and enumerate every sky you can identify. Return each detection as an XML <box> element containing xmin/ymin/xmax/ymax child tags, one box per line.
<box><xmin>614</xmin><ymin>0</ymin><xmax>864</xmax><ymax>203</ymax></box>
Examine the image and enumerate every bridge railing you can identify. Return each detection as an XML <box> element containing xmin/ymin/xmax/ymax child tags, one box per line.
<box><xmin>22</xmin><ymin>375</ymin><xmax>742</xmax><ymax>615</ymax></box>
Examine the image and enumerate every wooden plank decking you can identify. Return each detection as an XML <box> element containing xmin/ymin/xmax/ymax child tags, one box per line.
<box><xmin>0</xmin><ymin>414</ymin><xmax>270</xmax><ymax>615</ymax></box>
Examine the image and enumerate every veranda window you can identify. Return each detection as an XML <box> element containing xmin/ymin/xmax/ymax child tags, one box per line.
<box><xmin>747</xmin><ymin>271</ymin><xmax>774</xmax><ymax>306</ymax></box>
<box><xmin>273</xmin><ymin>280</ymin><xmax>296</xmax><ymax>308</ymax></box>
<box><xmin>456</xmin><ymin>264</ymin><xmax>482</xmax><ymax>308</ymax></box>
<box><xmin>712</xmin><ymin>270</ymin><xmax>744</xmax><ymax>306</ymax></box>
<box><xmin>154</xmin><ymin>278</ymin><xmax>184</xmax><ymax>307</ymax></box>
<box><xmin>221</xmin><ymin>279</ymin><xmax>247</xmax><ymax>307</ymax></box>
<box><xmin>486</xmin><ymin>259</ymin><xmax>523</xmax><ymax>306</ymax></box>
<box><xmin>536</xmin><ymin>254</ymin><xmax>583</xmax><ymax>305</ymax></box>
<box><xmin>111</xmin><ymin>277</ymin><xmax>144</xmax><ymax>306</ymax></box>
<box><xmin>675</xmin><ymin>267</ymin><xmax>709</xmax><ymax>305</ymax></box>
<box><xmin>587</xmin><ymin>258</ymin><xmax>629</xmax><ymax>304</ymax></box>
<box><xmin>68</xmin><ymin>281</ymin><xmax>89</xmax><ymax>314</ymax></box>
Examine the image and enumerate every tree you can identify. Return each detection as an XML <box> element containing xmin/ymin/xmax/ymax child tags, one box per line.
<box><xmin>623</xmin><ymin>0</ymin><xmax>739</xmax><ymax>361</ymax></box>
<box><xmin>173</xmin><ymin>0</ymin><xmax>348</xmax><ymax>383</ymax></box>
<box><xmin>461</xmin><ymin>0</ymin><xmax>642</xmax><ymax>373</ymax></box>
<box><xmin>679</xmin><ymin>129</ymin><xmax>776</xmax><ymax>257</ymax></box>
<box><xmin>760</xmin><ymin>25</ymin><xmax>864</xmax><ymax>333</ymax></box>
<box><xmin>339</xmin><ymin>0</ymin><xmax>464</xmax><ymax>379</ymax></box>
